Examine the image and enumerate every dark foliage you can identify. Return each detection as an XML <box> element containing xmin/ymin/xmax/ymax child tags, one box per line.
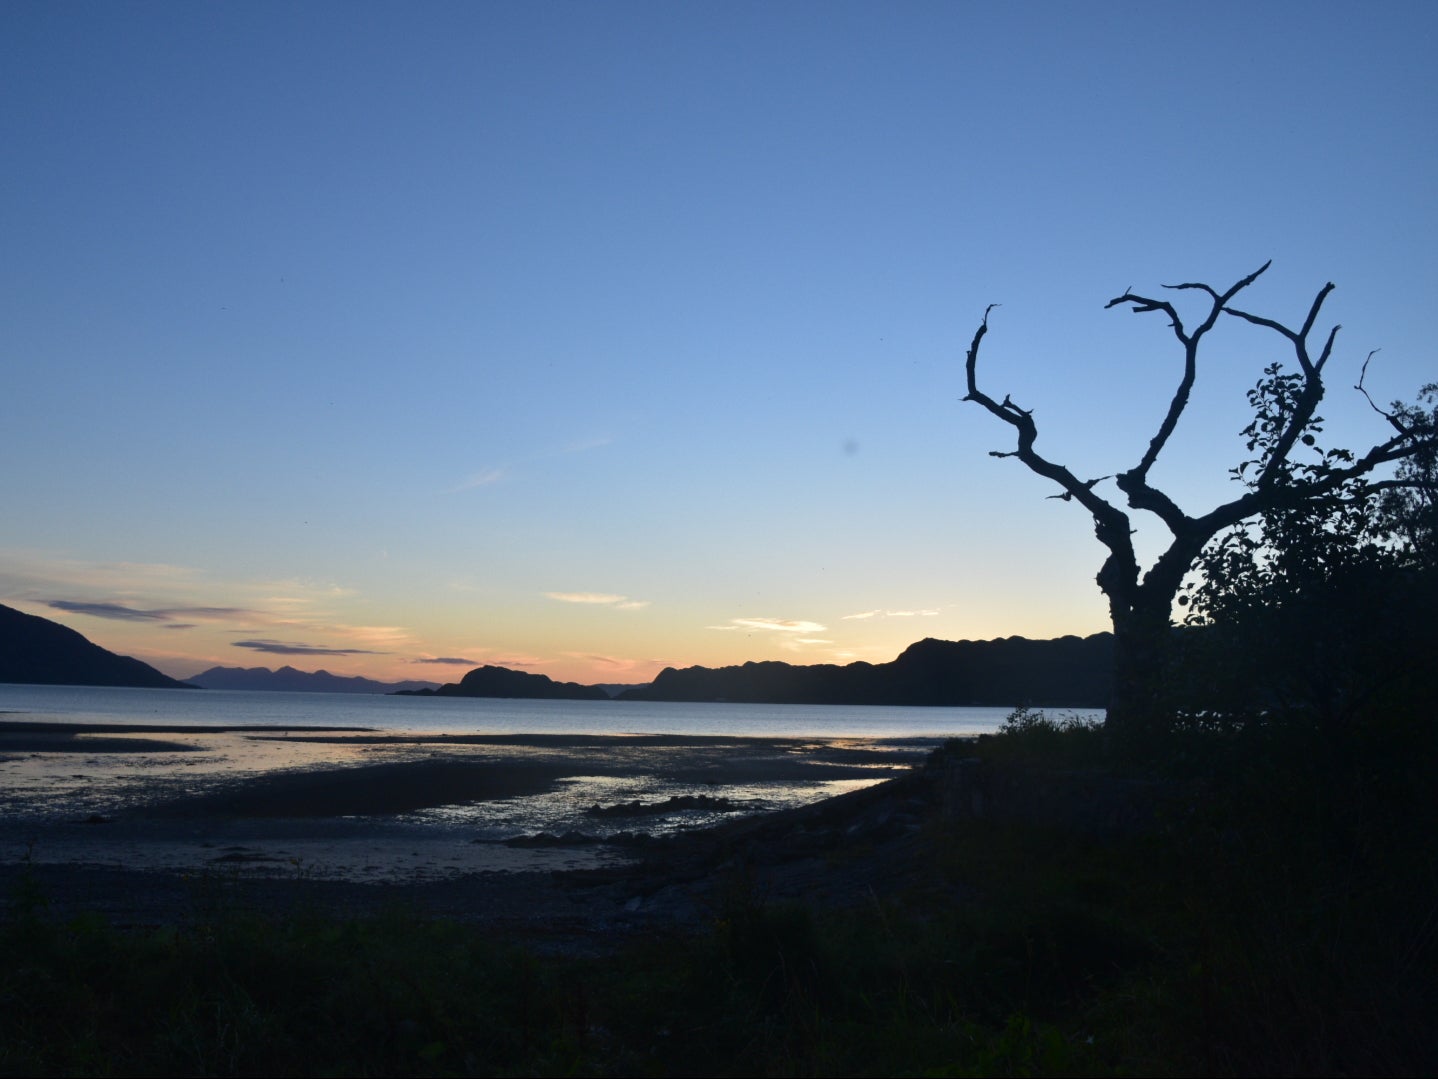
<box><xmin>1179</xmin><ymin>370</ymin><xmax>1438</xmax><ymax>733</ymax></box>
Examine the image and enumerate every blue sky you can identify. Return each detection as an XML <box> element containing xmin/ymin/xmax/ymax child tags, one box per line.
<box><xmin>3</xmin><ymin>1</ymin><xmax>1434</xmax><ymax>682</ymax></box>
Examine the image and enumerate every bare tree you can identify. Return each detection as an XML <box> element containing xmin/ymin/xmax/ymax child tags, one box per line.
<box><xmin>963</xmin><ymin>262</ymin><xmax>1433</xmax><ymax>736</ymax></box>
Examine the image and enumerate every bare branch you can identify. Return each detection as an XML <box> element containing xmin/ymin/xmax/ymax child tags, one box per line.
<box><xmin>1222</xmin><ymin>306</ymin><xmax>1298</xmax><ymax>341</ymax></box>
<box><xmin>1225</xmin><ymin>259</ymin><xmax>1273</xmax><ymax>296</ymax></box>
<box><xmin>1354</xmin><ymin>349</ymin><xmax>1413</xmax><ymax>435</ymax></box>
<box><xmin>1314</xmin><ymin>323</ymin><xmax>1340</xmax><ymax>374</ymax></box>
<box><xmin>1109</xmin><ymin>266</ymin><xmax>1267</xmax><ymax>528</ymax></box>
<box><xmin>962</xmin><ymin>302</ymin><xmax>1140</xmax><ymax>598</ymax></box>
<box><xmin>1105</xmin><ymin>291</ymin><xmax>1186</xmax><ymax>341</ymax></box>
<box><xmin>1164</xmin><ymin>281</ymin><xmax>1221</xmax><ymax>301</ymax></box>
<box><xmin>1298</xmin><ymin>281</ymin><xmax>1337</xmax><ymax>342</ymax></box>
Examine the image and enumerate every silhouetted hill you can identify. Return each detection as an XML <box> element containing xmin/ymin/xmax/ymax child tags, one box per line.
<box><xmin>399</xmin><ymin>665</ymin><xmax>609</xmax><ymax>701</ymax></box>
<box><xmin>591</xmin><ymin>682</ymin><xmax>645</xmax><ymax>699</ymax></box>
<box><xmin>0</xmin><ymin>603</ymin><xmax>194</xmax><ymax>689</ymax></box>
<box><xmin>187</xmin><ymin>665</ymin><xmax>440</xmax><ymax>695</ymax></box>
<box><xmin>619</xmin><ymin>634</ymin><xmax>1112</xmax><ymax>707</ymax></box>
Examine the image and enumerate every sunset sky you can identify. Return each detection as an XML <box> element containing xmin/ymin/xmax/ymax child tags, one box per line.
<box><xmin>3</xmin><ymin>2</ymin><xmax>1434</xmax><ymax>684</ymax></box>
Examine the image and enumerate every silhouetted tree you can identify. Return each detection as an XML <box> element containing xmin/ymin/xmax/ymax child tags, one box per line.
<box><xmin>963</xmin><ymin>263</ymin><xmax>1435</xmax><ymax>739</ymax></box>
<box><xmin>1178</xmin><ymin>370</ymin><xmax>1437</xmax><ymax>729</ymax></box>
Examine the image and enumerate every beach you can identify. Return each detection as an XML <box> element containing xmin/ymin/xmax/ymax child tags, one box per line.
<box><xmin>1</xmin><ymin>719</ymin><xmax>940</xmax><ymax>945</ymax></box>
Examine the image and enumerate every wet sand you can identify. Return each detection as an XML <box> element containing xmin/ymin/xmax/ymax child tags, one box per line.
<box><xmin>0</xmin><ymin>720</ymin><xmax>937</xmax><ymax>902</ymax></box>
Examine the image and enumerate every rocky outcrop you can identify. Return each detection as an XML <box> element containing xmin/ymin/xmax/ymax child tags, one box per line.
<box><xmin>401</xmin><ymin>665</ymin><xmax>609</xmax><ymax>700</ymax></box>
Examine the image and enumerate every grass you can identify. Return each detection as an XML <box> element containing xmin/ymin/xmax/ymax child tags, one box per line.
<box><xmin>4</xmin><ymin>709</ymin><xmax>1435</xmax><ymax>1076</ymax></box>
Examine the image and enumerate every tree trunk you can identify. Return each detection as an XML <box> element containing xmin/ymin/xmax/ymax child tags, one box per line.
<box><xmin>1105</xmin><ymin>600</ymin><xmax>1176</xmax><ymax>746</ymax></box>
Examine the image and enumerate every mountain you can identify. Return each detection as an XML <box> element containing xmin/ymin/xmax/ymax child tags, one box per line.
<box><xmin>0</xmin><ymin>603</ymin><xmax>194</xmax><ymax>689</ymax></box>
<box><xmin>618</xmin><ymin>634</ymin><xmax>1113</xmax><ymax>707</ymax></box>
<box><xmin>590</xmin><ymin>682</ymin><xmax>646</xmax><ymax>699</ymax></box>
<box><xmin>186</xmin><ymin>665</ymin><xmax>440</xmax><ymax>695</ymax></box>
<box><xmin>399</xmin><ymin>665</ymin><xmax>610</xmax><ymax>700</ymax></box>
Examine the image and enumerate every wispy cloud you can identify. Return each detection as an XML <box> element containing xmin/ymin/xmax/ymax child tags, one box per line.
<box><xmin>446</xmin><ymin>467</ymin><xmax>506</xmax><ymax>493</ymax></box>
<box><xmin>445</xmin><ymin>437</ymin><xmax>611</xmax><ymax>495</ymax></box>
<box><xmin>1</xmin><ymin>553</ymin><xmax>357</xmax><ymax>632</ymax></box>
<box><xmin>3</xmin><ymin>551</ymin><xmax>340</xmax><ymax>605</ymax></box>
<box><xmin>48</xmin><ymin>600</ymin><xmax>258</xmax><ymax>623</ymax></box>
<box><xmin>545</xmin><ymin>592</ymin><xmax>627</xmax><ymax>605</ymax></box>
<box><xmin>488</xmin><ymin>654</ymin><xmax>548</xmax><ymax>669</ymax></box>
<box><xmin>0</xmin><ymin>552</ymin><xmax>201</xmax><ymax>598</ymax></box>
<box><xmin>563</xmin><ymin>651</ymin><xmax>639</xmax><ymax>673</ymax></box>
<box><xmin>233</xmin><ymin>639</ymin><xmax>389</xmax><ymax>657</ymax></box>
<box><xmin>841</xmin><ymin>608</ymin><xmax>939</xmax><ymax>620</ymax></box>
<box><xmin>410</xmin><ymin>656</ymin><xmax>480</xmax><ymax>666</ymax></box>
<box><xmin>316</xmin><ymin>624</ymin><xmax>413</xmax><ymax>647</ymax></box>
<box><xmin>48</xmin><ymin>601</ymin><xmax>170</xmax><ymax>622</ymax></box>
<box><xmin>544</xmin><ymin>592</ymin><xmax>649</xmax><ymax>609</ymax></box>
<box><xmin>711</xmin><ymin>617</ymin><xmax>828</xmax><ymax>634</ymax></box>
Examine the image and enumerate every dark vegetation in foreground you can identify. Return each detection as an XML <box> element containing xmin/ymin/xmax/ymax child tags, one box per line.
<box><xmin>6</xmin><ymin>703</ymin><xmax>1435</xmax><ymax>1077</ymax></box>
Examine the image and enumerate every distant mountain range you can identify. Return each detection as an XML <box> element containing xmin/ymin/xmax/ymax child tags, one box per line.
<box><xmin>186</xmin><ymin>665</ymin><xmax>440</xmax><ymax>695</ymax></box>
<box><xmin>2</xmin><ymin>601</ymin><xmax>1113</xmax><ymax>707</ymax></box>
<box><xmin>0</xmin><ymin>603</ymin><xmax>193</xmax><ymax>689</ymax></box>
<box><xmin>617</xmin><ymin>635</ymin><xmax>1113</xmax><ymax>707</ymax></box>
<box><xmin>402</xmin><ymin>635</ymin><xmax>1112</xmax><ymax>706</ymax></box>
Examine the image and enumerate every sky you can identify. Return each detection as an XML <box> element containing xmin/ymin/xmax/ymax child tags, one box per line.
<box><xmin>2</xmin><ymin>1</ymin><xmax>1434</xmax><ymax>685</ymax></box>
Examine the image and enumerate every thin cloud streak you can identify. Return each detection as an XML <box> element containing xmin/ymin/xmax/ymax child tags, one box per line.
<box><xmin>445</xmin><ymin>437</ymin><xmax>609</xmax><ymax>495</ymax></box>
<box><xmin>715</xmin><ymin>618</ymin><xmax>828</xmax><ymax>634</ymax></box>
<box><xmin>447</xmin><ymin>467</ymin><xmax>506</xmax><ymax>493</ymax></box>
<box><xmin>48</xmin><ymin>600</ymin><xmax>258</xmax><ymax>623</ymax></box>
<box><xmin>487</xmin><ymin>654</ymin><xmax>548</xmax><ymax>669</ymax></box>
<box><xmin>233</xmin><ymin>639</ymin><xmax>388</xmax><ymax>657</ymax></box>
<box><xmin>562</xmin><ymin>651</ymin><xmax>639</xmax><ymax>673</ymax></box>
<box><xmin>551</xmin><ymin>436</ymin><xmax>613</xmax><ymax>456</ymax></box>
<box><xmin>544</xmin><ymin>592</ymin><xmax>651</xmax><ymax>609</ymax></box>
<box><xmin>842</xmin><ymin>608</ymin><xmax>939</xmax><ymax>620</ymax></box>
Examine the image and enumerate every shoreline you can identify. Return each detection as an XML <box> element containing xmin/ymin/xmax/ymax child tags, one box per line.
<box><xmin>1</xmin><ymin>761</ymin><xmax>940</xmax><ymax>952</ymax></box>
<box><xmin>1</xmin><ymin>719</ymin><xmax>939</xmax><ymax>913</ymax></box>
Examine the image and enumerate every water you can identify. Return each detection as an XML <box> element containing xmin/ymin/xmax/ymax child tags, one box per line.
<box><xmin>0</xmin><ymin>682</ymin><xmax>1098</xmax><ymax>738</ymax></box>
<box><xmin>0</xmin><ymin>684</ymin><xmax>1103</xmax><ymax>881</ymax></box>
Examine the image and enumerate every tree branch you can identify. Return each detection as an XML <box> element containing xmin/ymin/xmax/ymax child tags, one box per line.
<box><xmin>1106</xmin><ymin>262</ymin><xmax>1272</xmax><ymax>532</ymax></box>
<box><xmin>1353</xmin><ymin>349</ymin><xmax>1416</xmax><ymax>436</ymax></box>
<box><xmin>963</xmin><ymin>305</ymin><xmax>1142</xmax><ymax>603</ymax></box>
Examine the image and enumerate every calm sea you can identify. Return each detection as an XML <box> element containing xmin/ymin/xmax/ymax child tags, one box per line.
<box><xmin>0</xmin><ymin>683</ymin><xmax>1100</xmax><ymax>738</ymax></box>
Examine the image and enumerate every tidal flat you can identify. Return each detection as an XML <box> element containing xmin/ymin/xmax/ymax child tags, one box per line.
<box><xmin>0</xmin><ymin>720</ymin><xmax>933</xmax><ymax>923</ymax></box>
